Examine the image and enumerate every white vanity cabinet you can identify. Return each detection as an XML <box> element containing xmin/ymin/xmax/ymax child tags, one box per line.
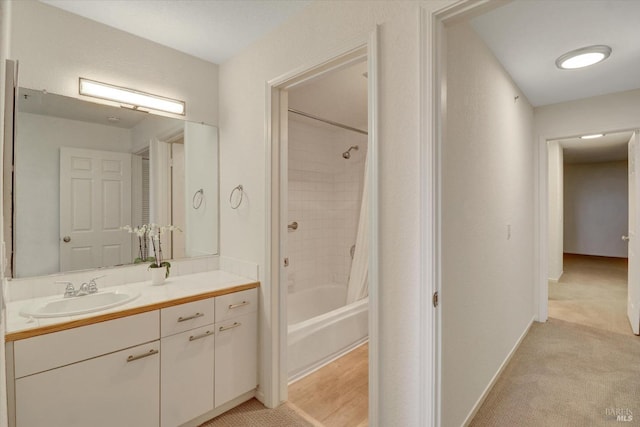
<box><xmin>15</xmin><ymin>341</ymin><xmax>160</xmax><ymax>427</ymax></box>
<box><xmin>6</xmin><ymin>285</ymin><xmax>259</xmax><ymax>427</ymax></box>
<box><xmin>11</xmin><ymin>311</ymin><xmax>160</xmax><ymax>427</ymax></box>
<box><xmin>160</xmin><ymin>299</ymin><xmax>216</xmax><ymax>427</ymax></box>
<box><xmin>214</xmin><ymin>289</ymin><xmax>258</xmax><ymax>408</ymax></box>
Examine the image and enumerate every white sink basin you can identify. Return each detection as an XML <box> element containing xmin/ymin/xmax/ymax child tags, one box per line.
<box><xmin>20</xmin><ymin>289</ymin><xmax>140</xmax><ymax>318</ymax></box>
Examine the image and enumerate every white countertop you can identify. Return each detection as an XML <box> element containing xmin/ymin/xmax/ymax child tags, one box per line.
<box><xmin>5</xmin><ymin>270</ymin><xmax>258</xmax><ymax>338</ymax></box>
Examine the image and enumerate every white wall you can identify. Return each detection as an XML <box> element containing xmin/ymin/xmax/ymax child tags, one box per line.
<box><xmin>535</xmin><ymin>89</ymin><xmax>640</xmax><ymax>140</ymax></box>
<box><xmin>219</xmin><ymin>1</ymin><xmax>453</xmax><ymax>423</ymax></box>
<box><xmin>548</xmin><ymin>141</ymin><xmax>564</xmax><ymax>280</ymax></box>
<box><xmin>564</xmin><ymin>160</ymin><xmax>628</xmax><ymax>258</ymax></box>
<box><xmin>14</xmin><ymin>112</ymin><xmax>132</xmax><ymax>277</ymax></box>
<box><xmin>9</xmin><ymin>0</ymin><xmax>218</xmax><ymax>126</ymax></box>
<box><xmin>287</xmin><ymin>116</ymin><xmax>366</xmax><ymax>294</ymax></box>
<box><xmin>442</xmin><ymin>22</ymin><xmax>535</xmax><ymax>427</ymax></box>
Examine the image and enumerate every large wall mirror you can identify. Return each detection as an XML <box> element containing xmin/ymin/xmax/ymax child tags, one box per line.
<box><xmin>11</xmin><ymin>87</ymin><xmax>219</xmax><ymax>278</ymax></box>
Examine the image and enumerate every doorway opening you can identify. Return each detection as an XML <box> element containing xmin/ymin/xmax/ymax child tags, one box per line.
<box><xmin>285</xmin><ymin>59</ymin><xmax>369</xmax><ymax>426</ymax></box>
<box><xmin>266</xmin><ymin>35</ymin><xmax>378</xmax><ymax>425</ymax></box>
<box><xmin>150</xmin><ymin>127</ymin><xmax>186</xmax><ymax>260</ymax></box>
<box><xmin>547</xmin><ymin>131</ymin><xmax>635</xmax><ymax>335</ymax></box>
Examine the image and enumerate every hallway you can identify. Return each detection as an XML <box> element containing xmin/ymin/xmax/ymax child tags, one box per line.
<box><xmin>549</xmin><ymin>253</ymin><xmax>630</xmax><ymax>336</ymax></box>
<box><xmin>470</xmin><ymin>254</ymin><xmax>639</xmax><ymax>425</ymax></box>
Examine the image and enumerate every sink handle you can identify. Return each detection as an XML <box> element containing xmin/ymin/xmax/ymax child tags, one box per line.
<box><xmin>56</xmin><ymin>281</ymin><xmax>75</xmax><ymax>298</ymax></box>
<box><xmin>87</xmin><ymin>275</ymin><xmax>105</xmax><ymax>293</ymax></box>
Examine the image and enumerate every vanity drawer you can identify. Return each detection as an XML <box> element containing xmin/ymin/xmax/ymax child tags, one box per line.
<box><xmin>215</xmin><ymin>288</ymin><xmax>257</xmax><ymax>322</ymax></box>
<box><xmin>13</xmin><ymin>310</ymin><xmax>159</xmax><ymax>378</ymax></box>
<box><xmin>161</xmin><ymin>297</ymin><xmax>215</xmax><ymax>337</ymax></box>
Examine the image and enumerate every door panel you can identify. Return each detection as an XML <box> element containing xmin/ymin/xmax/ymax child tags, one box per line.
<box><xmin>60</xmin><ymin>147</ymin><xmax>132</xmax><ymax>271</ymax></box>
<box><xmin>627</xmin><ymin>131</ymin><xmax>640</xmax><ymax>335</ymax></box>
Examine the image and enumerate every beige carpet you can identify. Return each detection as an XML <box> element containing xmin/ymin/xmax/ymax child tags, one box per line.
<box><xmin>470</xmin><ymin>318</ymin><xmax>640</xmax><ymax>426</ymax></box>
<box><xmin>549</xmin><ymin>254</ymin><xmax>631</xmax><ymax>336</ymax></box>
<box><xmin>200</xmin><ymin>398</ymin><xmax>316</xmax><ymax>427</ymax></box>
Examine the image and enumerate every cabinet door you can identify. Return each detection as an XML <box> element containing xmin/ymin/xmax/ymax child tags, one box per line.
<box><xmin>161</xmin><ymin>325</ymin><xmax>215</xmax><ymax>427</ymax></box>
<box><xmin>215</xmin><ymin>311</ymin><xmax>258</xmax><ymax>408</ymax></box>
<box><xmin>15</xmin><ymin>341</ymin><xmax>159</xmax><ymax>427</ymax></box>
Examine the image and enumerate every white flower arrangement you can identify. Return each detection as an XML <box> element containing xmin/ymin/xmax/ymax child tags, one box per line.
<box><xmin>122</xmin><ymin>224</ymin><xmax>182</xmax><ymax>278</ymax></box>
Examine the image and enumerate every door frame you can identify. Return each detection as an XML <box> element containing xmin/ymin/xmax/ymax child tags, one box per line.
<box><xmin>149</xmin><ymin>125</ymin><xmax>183</xmax><ymax>255</ymax></box>
<box><xmin>424</xmin><ymin>1</ymin><xmax>504</xmax><ymax>424</ymax></box>
<box><xmin>265</xmin><ymin>31</ymin><xmax>379</xmax><ymax>422</ymax></box>
<box><xmin>543</xmin><ymin>128</ymin><xmax>639</xmax><ymax>324</ymax></box>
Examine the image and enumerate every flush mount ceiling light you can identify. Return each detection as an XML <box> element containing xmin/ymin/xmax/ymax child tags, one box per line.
<box><xmin>580</xmin><ymin>133</ymin><xmax>605</xmax><ymax>140</ymax></box>
<box><xmin>555</xmin><ymin>45</ymin><xmax>612</xmax><ymax>70</ymax></box>
<box><xmin>79</xmin><ymin>78</ymin><xmax>185</xmax><ymax>115</ymax></box>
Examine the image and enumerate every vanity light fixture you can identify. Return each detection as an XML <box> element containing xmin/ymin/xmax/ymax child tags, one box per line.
<box><xmin>79</xmin><ymin>78</ymin><xmax>185</xmax><ymax>115</ymax></box>
<box><xmin>580</xmin><ymin>133</ymin><xmax>605</xmax><ymax>140</ymax></box>
<box><xmin>555</xmin><ymin>45</ymin><xmax>612</xmax><ymax>70</ymax></box>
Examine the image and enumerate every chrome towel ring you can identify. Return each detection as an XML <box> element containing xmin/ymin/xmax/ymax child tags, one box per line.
<box><xmin>192</xmin><ymin>189</ymin><xmax>204</xmax><ymax>209</ymax></box>
<box><xmin>230</xmin><ymin>184</ymin><xmax>244</xmax><ymax>209</ymax></box>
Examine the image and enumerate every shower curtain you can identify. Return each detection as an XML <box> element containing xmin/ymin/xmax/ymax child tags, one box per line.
<box><xmin>346</xmin><ymin>156</ymin><xmax>369</xmax><ymax>304</ymax></box>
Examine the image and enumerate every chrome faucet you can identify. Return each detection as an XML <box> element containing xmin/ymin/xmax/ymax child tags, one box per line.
<box><xmin>58</xmin><ymin>275</ymin><xmax>104</xmax><ymax>298</ymax></box>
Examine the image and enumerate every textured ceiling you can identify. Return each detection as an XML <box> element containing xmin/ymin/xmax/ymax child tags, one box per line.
<box><xmin>471</xmin><ymin>0</ymin><xmax>640</xmax><ymax>107</ymax></box>
<box><xmin>40</xmin><ymin>0</ymin><xmax>311</xmax><ymax>64</ymax></box>
<box><xmin>557</xmin><ymin>132</ymin><xmax>632</xmax><ymax>164</ymax></box>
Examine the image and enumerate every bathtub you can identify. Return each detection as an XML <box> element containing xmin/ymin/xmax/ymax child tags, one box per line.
<box><xmin>287</xmin><ymin>285</ymin><xmax>369</xmax><ymax>381</ymax></box>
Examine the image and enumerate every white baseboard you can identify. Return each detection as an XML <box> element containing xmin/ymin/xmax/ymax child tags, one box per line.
<box><xmin>548</xmin><ymin>271</ymin><xmax>563</xmax><ymax>282</ymax></box>
<box><xmin>462</xmin><ymin>316</ymin><xmax>535</xmax><ymax>426</ymax></box>
<box><xmin>255</xmin><ymin>388</ymin><xmax>266</xmax><ymax>406</ymax></box>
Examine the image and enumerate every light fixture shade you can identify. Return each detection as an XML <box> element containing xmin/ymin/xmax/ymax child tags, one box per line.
<box><xmin>580</xmin><ymin>133</ymin><xmax>604</xmax><ymax>140</ymax></box>
<box><xmin>555</xmin><ymin>45</ymin><xmax>612</xmax><ymax>70</ymax></box>
<box><xmin>79</xmin><ymin>78</ymin><xmax>185</xmax><ymax>115</ymax></box>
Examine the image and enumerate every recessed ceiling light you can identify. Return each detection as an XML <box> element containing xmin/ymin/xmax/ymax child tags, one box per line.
<box><xmin>580</xmin><ymin>133</ymin><xmax>604</xmax><ymax>140</ymax></box>
<box><xmin>556</xmin><ymin>45</ymin><xmax>612</xmax><ymax>70</ymax></box>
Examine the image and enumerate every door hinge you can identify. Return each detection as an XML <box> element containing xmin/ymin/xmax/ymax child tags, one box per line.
<box><xmin>433</xmin><ymin>291</ymin><xmax>439</xmax><ymax>308</ymax></box>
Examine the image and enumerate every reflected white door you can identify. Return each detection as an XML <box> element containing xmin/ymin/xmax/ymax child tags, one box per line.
<box><xmin>60</xmin><ymin>147</ymin><xmax>132</xmax><ymax>271</ymax></box>
<box><xmin>628</xmin><ymin>131</ymin><xmax>640</xmax><ymax>335</ymax></box>
<box><xmin>171</xmin><ymin>143</ymin><xmax>186</xmax><ymax>259</ymax></box>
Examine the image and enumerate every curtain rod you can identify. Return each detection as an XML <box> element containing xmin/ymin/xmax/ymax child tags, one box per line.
<box><xmin>288</xmin><ymin>108</ymin><xmax>368</xmax><ymax>135</ymax></box>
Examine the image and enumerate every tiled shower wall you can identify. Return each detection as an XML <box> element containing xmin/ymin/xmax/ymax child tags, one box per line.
<box><xmin>287</xmin><ymin>116</ymin><xmax>367</xmax><ymax>294</ymax></box>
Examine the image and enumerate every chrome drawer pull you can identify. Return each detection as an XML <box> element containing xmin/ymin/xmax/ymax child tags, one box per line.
<box><xmin>127</xmin><ymin>349</ymin><xmax>158</xmax><ymax>363</ymax></box>
<box><xmin>178</xmin><ymin>312</ymin><xmax>204</xmax><ymax>322</ymax></box>
<box><xmin>228</xmin><ymin>301</ymin><xmax>249</xmax><ymax>310</ymax></box>
<box><xmin>219</xmin><ymin>322</ymin><xmax>241</xmax><ymax>332</ymax></box>
<box><xmin>189</xmin><ymin>330</ymin><xmax>213</xmax><ymax>341</ymax></box>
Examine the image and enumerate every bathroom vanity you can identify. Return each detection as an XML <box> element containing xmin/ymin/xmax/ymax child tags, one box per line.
<box><xmin>4</xmin><ymin>271</ymin><xmax>259</xmax><ymax>427</ymax></box>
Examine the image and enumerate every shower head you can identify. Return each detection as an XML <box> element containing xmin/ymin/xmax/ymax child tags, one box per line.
<box><xmin>342</xmin><ymin>145</ymin><xmax>359</xmax><ymax>159</ymax></box>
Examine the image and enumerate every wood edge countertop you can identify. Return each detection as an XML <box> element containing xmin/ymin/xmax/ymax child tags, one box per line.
<box><xmin>5</xmin><ymin>282</ymin><xmax>260</xmax><ymax>342</ymax></box>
